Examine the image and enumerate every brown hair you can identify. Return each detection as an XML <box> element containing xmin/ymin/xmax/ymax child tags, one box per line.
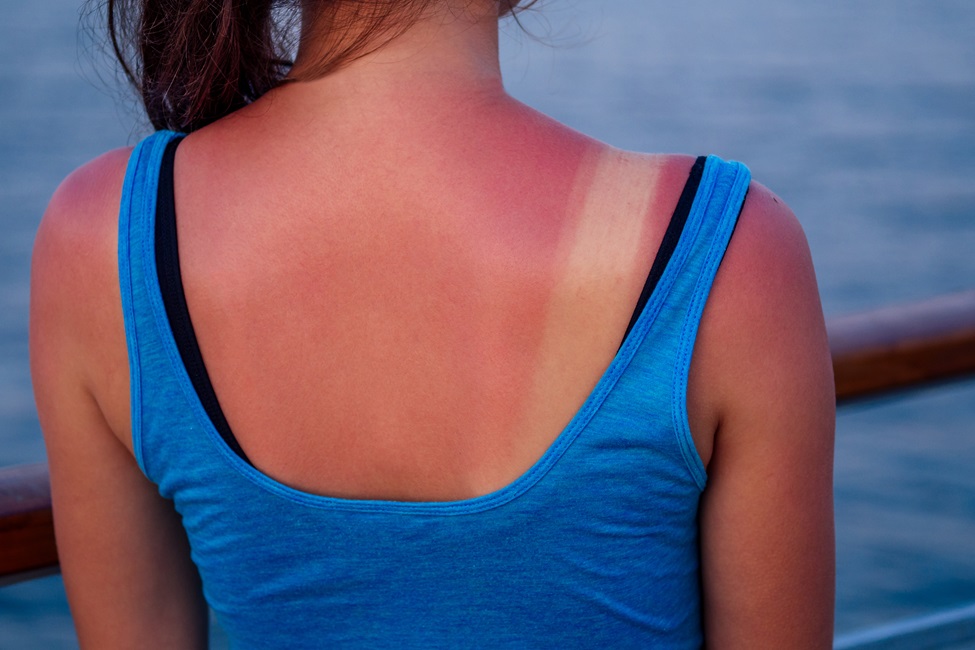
<box><xmin>103</xmin><ymin>0</ymin><xmax>536</xmax><ymax>133</ymax></box>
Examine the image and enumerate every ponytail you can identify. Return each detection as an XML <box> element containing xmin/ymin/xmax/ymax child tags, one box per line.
<box><xmin>107</xmin><ymin>0</ymin><xmax>290</xmax><ymax>132</ymax></box>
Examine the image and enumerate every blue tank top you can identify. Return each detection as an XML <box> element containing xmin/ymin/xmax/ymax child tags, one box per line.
<box><xmin>119</xmin><ymin>130</ymin><xmax>750</xmax><ymax>649</ymax></box>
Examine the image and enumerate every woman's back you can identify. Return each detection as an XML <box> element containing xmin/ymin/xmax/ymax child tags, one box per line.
<box><xmin>114</xmin><ymin>130</ymin><xmax>748</xmax><ymax>648</ymax></box>
<box><xmin>167</xmin><ymin>97</ymin><xmax>696</xmax><ymax>501</ymax></box>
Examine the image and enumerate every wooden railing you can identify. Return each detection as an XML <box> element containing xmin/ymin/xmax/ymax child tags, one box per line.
<box><xmin>830</xmin><ymin>290</ymin><xmax>975</xmax><ymax>403</ymax></box>
<box><xmin>2</xmin><ymin>289</ymin><xmax>975</xmax><ymax>588</ymax></box>
<box><xmin>0</xmin><ymin>462</ymin><xmax>56</xmax><ymax>586</ymax></box>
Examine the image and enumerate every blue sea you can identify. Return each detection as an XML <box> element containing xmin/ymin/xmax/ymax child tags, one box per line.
<box><xmin>2</xmin><ymin>0</ymin><xmax>975</xmax><ymax>646</ymax></box>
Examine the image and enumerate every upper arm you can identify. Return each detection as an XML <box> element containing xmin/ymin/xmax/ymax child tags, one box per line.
<box><xmin>30</xmin><ymin>149</ymin><xmax>208</xmax><ymax>649</ymax></box>
<box><xmin>693</xmin><ymin>182</ymin><xmax>835</xmax><ymax>648</ymax></box>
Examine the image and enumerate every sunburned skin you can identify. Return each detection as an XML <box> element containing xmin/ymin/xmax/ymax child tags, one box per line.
<box><xmin>133</xmin><ymin>2</ymin><xmax>697</xmax><ymax>502</ymax></box>
<box><xmin>168</xmin><ymin>95</ymin><xmax>680</xmax><ymax>503</ymax></box>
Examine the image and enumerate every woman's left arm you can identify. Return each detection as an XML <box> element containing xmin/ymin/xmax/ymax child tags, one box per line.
<box><xmin>694</xmin><ymin>182</ymin><xmax>836</xmax><ymax>648</ymax></box>
<box><xmin>30</xmin><ymin>151</ymin><xmax>208</xmax><ymax>649</ymax></box>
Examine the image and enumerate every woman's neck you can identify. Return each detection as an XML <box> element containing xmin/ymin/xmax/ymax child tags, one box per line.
<box><xmin>285</xmin><ymin>1</ymin><xmax>505</xmax><ymax>108</ymax></box>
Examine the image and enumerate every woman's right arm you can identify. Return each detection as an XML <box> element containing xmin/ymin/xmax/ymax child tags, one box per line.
<box><xmin>30</xmin><ymin>151</ymin><xmax>208</xmax><ymax>649</ymax></box>
<box><xmin>693</xmin><ymin>182</ymin><xmax>836</xmax><ymax>648</ymax></box>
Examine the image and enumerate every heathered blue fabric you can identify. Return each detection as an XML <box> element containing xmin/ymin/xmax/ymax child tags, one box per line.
<box><xmin>119</xmin><ymin>130</ymin><xmax>750</xmax><ymax>649</ymax></box>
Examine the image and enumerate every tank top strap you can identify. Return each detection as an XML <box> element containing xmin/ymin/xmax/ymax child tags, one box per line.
<box><xmin>118</xmin><ymin>129</ymin><xmax>187</xmax><ymax>476</ymax></box>
<box><xmin>621</xmin><ymin>155</ymin><xmax>751</xmax><ymax>489</ymax></box>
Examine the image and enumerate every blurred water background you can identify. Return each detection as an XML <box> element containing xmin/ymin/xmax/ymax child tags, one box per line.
<box><xmin>2</xmin><ymin>0</ymin><xmax>974</xmax><ymax>646</ymax></box>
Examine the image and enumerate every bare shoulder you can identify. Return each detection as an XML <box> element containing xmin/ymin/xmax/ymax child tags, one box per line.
<box><xmin>704</xmin><ymin>179</ymin><xmax>831</xmax><ymax>396</ymax></box>
<box><xmin>722</xmin><ymin>180</ymin><xmax>819</xmax><ymax>300</ymax></box>
<box><xmin>33</xmin><ymin>147</ymin><xmax>132</xmax><ymax>331</ymax></box>
<box><xmin>693</xmin><ymin>179</ymin><xmax>836</xmax><ymax>647</ymax></box>
<box><xmin>34</xmin><ymin>147</ymin><xmax>132</xmax><ymax>289</ymax></box>
<box><xmin>693</xmin><ymin>178</ymin><xmax>833</xmax><ymax>441</ymax></box>
<box><xmin>31</xmin><ymin>147</ymin><xmax>134</xmax><ymax>443</ymax></box>
<box><xmin>37</xmin><ymin>147</ymin><xmax>132</xmax><ymax>251</ymax></box>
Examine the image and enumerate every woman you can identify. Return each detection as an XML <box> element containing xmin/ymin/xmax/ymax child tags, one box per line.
<box><xmin>30</xmin><ymin>0</ymin><xmax>835</xmax><ymax>647</ymax></box>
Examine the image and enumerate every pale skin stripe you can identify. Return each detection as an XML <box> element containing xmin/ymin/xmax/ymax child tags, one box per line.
<box><xmin>515</xmin><ymin>146</ymin><xmax>663</xmax><ymax>447</ymax></box>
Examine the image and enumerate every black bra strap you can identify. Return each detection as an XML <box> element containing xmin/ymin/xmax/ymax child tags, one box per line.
<box><xmin>620</xmin><ymin>156</ymin><xmax>706</xmax><ymax>345</ymax></box>
<box><xmin>155</xmin><ymin>136</ymin><xmax>252</xmax><ymax>464</ymax></box>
